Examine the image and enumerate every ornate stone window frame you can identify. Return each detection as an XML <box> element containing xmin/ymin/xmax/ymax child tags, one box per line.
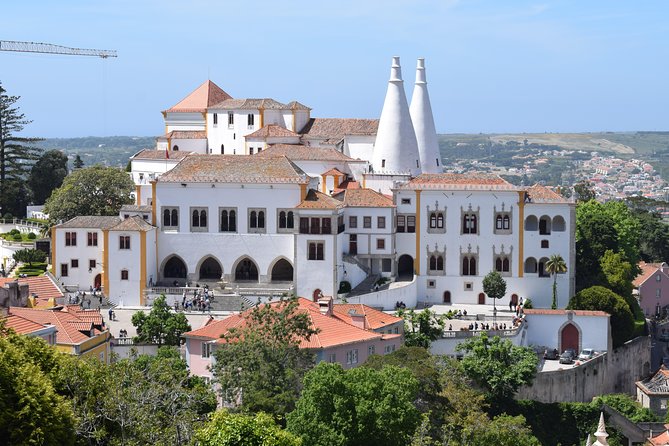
<box><xmin>493</xmin><ymin>203</ymin><xmax>513</xmax><ymax>235</ymax></box>
<box><xmin>460</xmin><ymin>244</ymin><xmax>479</xmax><ymax>276</ymax></box>
<box><xmin>426</xmin><ymin>243</ymin><xmax>446</xmax><ymax>276</ymax></box>
<box><xmin>460</xmin><ymin>204</ymin><xmax>480</xmax><ymax>235</ymax></box>
<box><xmin>427</xmin><ymin>200</ymin><xmax>446</xmax><ymax>234</ymax></box>
<box><xmin>493</xmin><ymin>244</ymin><xmax>513</xmax><ymax>277</ymax></box>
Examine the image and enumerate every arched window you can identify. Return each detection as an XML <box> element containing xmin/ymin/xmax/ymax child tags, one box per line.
<box><xmin>220</xmin><ymin>210</ymin><xmax>229</xmax><ymax>231</ymax></box>
<box><xmin>496</xmin><ymin>215</ymin><xmax>503</xmax><ymax>230</ymax></box>
<box><xmin>221</xmin><ymin>144</ymin><xmax>224</xmax><ymax>153</ymax></box>
<box><xmin>443</xmin><ymin>291</ymin><xmax>451</xmax><ymax>303</ymax></box>
<box><xmin>462</xmin><ymin>257</ymin><xmax>470</xmax><ymax>276</ymax></box>
<box><xmin>192</xmin><ymin>210</ymin><xmax>199</xmax><ymax>227</ymax></box>
<box><xmin>496</xmin><ymin>257</ymin><xmax>503</xmax><ymax>272</ymax></box>
<box><xmin>173</xmin><ymin>145</ymin><xmax>179</xmax><ymax>151</ymax></box>
<box><xmin>250</xmin><ymin>211</ymin><xmax>258</xmax><ymax>228</ymax></box>
<box><xmin>171</xmin><ymin>209</ymin><xmax>178</xmax><ymax>227</ymax></box>
<box><xmin>163</xmin><ymin>209</ymin><xmax>170</xmax><ymax>226</ymax></box>
<box><xmin>430</xmin><ymin>255</ymin><xmax>437</xmax><ymax>270</ymax></box>
<box><xmin>279</xmin><ymin>211</ymin><xmax>287</xmax><ymax>228</ymax></box>
<box><xmin>430</xmin><ymin>213</ymin><xmax>437</xmax><ymax>228</ymax></box>
<box><xmin>229</xmin><ymin>210</ymin><xmax>236</xmax><ymax>231</ymax></box>
<box><xmin>437</xmin><ymin>256</ymin><xmax>444</xmax><ymax>271</ymax></box>
<box><xmin>524</xmin><ymin>257</ymin><xmax>538</xmax><ymax>273</ymax></box>
<box><xmin>287</xmin><ymin>211</ymin><xmax>294</xmax><ymax>228</ymax></box>
<box><xmin>552</xmin><ymin>215</ymin><xmax>566</xmax><ymax>232</ymax></box>
<box><xmin>502</xmin><ymin>257</ymin><xmax>509</xmax><ymax>272</ymax></box>
<box><xmin>503</xmin><ymin>215</ymin><xmax>510</xmax><ymax>229</ymax></box>
<box><xmin>258</xmin><ymin>211</ymin><xmax>265</xmax><ymax>228</ymax></box>
<box><xmin>437</xmin><ymin>213</ymin><xmax>444</xmax><ymax>228</ymax></box>
<box><xmin>469</xmin><ymin>257</ymin><xmax>477</xmax><ymax>275</ymax></box>
<box><xmin>539</xmin><ymin>216</ymin><xmax>551</xmax><ymax>235</ymax></box>
<box><xmin>200</xmin><ymin>210</ymin><xmax>207</xmax><ymax>227</ymax></box>
<box><xmin>525</xmin><ymin>215</ymin><xmax>538</xmax><ymax>231</ymax></box>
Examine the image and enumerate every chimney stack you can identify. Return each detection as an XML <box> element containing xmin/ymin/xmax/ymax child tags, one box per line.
<box><xmin>410</xmin><ymin>58</ymin><xmax>442</xmax><ymax>174</ymax></box>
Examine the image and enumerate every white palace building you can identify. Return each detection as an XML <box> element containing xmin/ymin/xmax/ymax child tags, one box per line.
<box><xmin>51</xmin><ymin>57</ymin><xmax>575</xmax><ymax>309</ymax></box>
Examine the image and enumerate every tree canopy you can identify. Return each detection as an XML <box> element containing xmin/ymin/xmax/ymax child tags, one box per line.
<box><xmin>545</xmin><ymin>254</ymin><xmax>567</xmax><ymax>309</ymax></box>
<box><xmin>395</xmin><ymin>308</ymin><xmax>446</xmax><ymax>348</ymax></box>
<box><xmin>195</xmin><ymin>410</ymin><xmax>302</xmax><ymax>446</ymax></box>
<box><xmin>286</xmin><ymin>362</ymin><xmax>421</xmax><ymax>446</ymax></box>
<box><xmin>44</xmin><ymin>165</ymin><xmax>134</xmax><ymax>222</ymax></box>
<box><xmin>456</xmin><ymin>333</ymin><xmax>538</xmax><ymax>404</ymax></box>
<box><xmin>12</xmin><ymin>248</ymin><xmax>47</xmax><ymax>267</ymax></box>
<box><xmin>482</xmin><ymin>270</ymin><xmax>507</xmax><ymax>301</ymax></box>
<box><xmin>0</xmin><ymin>82</ymin><xmax>42</xmax><ymax>217</ymax></box>
<box><xmin>212</xmin><ymin>297</ymin><xmax>318</xmax><ymax>416</ymax></box>
<box><xmin>131</xmin><ymin>294</ymin><xmax>191</xmax><ymax>347</ymax></box>
<box><xmin>567</xmin><ymin>286</ymin><xmax>634</xmax><ymax>348</ymax></box>
<box><xmin>29</xmin><ymin>149</ymin><xmax>69</xmax><ymax>204</ymax></box>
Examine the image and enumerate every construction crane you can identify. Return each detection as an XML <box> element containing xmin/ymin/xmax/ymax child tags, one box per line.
<box><xmin>0</xmin><ymin>40</ymin><xmax>117</xmax><ymax>58</ymax></box>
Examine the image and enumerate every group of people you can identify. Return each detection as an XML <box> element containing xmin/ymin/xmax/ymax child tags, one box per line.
<box><xmin>509</xmin><ymin>296</ymin><xmax>524</xmax><ymax>312</ymax></box>
<box><xmin>178</xmin><ymin>286</ymin><xmax>214</xmax><ymax>312</ymax></box>
<box><xmin>118</xmin><ymin>329</ymin><xmax>128</xmax><ymax>338</ymax></box>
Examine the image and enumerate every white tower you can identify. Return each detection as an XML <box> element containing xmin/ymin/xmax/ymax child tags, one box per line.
<box><xmin>410</xmin><ymin>58</ymin><xmax>442</xmax><ymax>174</ymax></box>
<box><xmin>372</xmin><ymin>56</ymin><xmax>422</xmax><ymax>176</ymax></box>
<box><xmin>592</xmin><ymin>412</ymin><xmax>609</xmax><ymax>446</ymax></box>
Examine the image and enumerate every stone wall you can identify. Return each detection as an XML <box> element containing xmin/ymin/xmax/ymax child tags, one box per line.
<box><xmin>516</xmin><ymin>336</ymin><xmax>652</xmax><ymax>403</ymax></box>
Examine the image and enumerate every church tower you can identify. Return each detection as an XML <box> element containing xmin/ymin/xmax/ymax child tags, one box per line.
<box><xmin>372</xmin><ymin>56</ymin><xmax>422</xmax><ymax>176</ymax></box>
<box><xmin>410</xmin><ymin>58</ymin><xmax>442</xmax><ymax>174</ymax></box>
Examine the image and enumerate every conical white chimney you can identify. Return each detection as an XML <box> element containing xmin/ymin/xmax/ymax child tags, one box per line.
<box><xmin>410</xmin><ymin>58</ymin><xmax>442</xmax><ymax>174</ymax></box>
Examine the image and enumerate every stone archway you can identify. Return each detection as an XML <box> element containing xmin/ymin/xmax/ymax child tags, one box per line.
<box><xmin>397</xmin><ymin>255</ymin><xmax>414</xmax><ymax>281</ymax></box>
<box><xmin>199</xmin><ymin>257</ymin><xmax>222</xmax><ymax>280</ymax></box>
<box><xmin>478</xmin><ymin>292</ymin><xmax>486</xmax><ymax>304</ymax></box>
<box><xmin>270</xmin><ymin>258</ymin><xmax>293</xmax><ymax>282</ymax></box>
<box><xmin>560</xmin><ymin>322</ymin><xmax>580</xmax><ymax>353</ymax></box>
<box><xmin>94</xmin><ymin>274</ymin><xmax>101</xmax><ymax>289</ymax></box>
<box><xmin>164</xmin><ymin>256</ymin><xmax>187</xmax><ymax>279</ymax></box>
<box><xmin>235</xmin><ymin>258</ymin><xmax>259</xmax><ymax>282</ymax></box>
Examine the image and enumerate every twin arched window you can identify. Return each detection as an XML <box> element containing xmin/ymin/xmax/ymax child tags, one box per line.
<box><xmin>162</xmin><ymin>208</ymin><xmax>178</xmax><ymax>228</ymax></box>
<box><xmin>495</xmin><ymin>256</ymin><xmax>510</xmax><ymax>273</ymax></box>
<box><xmin>463</xmin><ymin>214</ymin><xmax>477</xmax><ymax>234</ymax></box>
<box><xmin>250</xmin><ymin>210</ymin><xmax>265</xmax><ymax>229</ymax></box>
<box><xmin>279</xmin><ymin>211</ymin><xmax>294</xmax><ymax>229</ymax></box>
<box><xmin>192</xmin><ymin>209</ymin><xmax>207</xmax><ymax>229</ymax></box>
<box><xmin>220</xmin><ymin>209</ymin><xmax>237</xmax><ymax>232</ymax></box>
<box><xmin>462</xmin><ymin>256</ymin><xmax>477</xmax><ymax>276</ymax></box>
<box><xmin>429</xmin><ymin>255</ymin><xmax>444</xmax><ymax>271</ymax></box>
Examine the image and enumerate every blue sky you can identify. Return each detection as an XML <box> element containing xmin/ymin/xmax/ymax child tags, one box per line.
<box><xmin>2</xmin><ymin>1</ymin><xmax>668</xmax><ymax>137</ymax></box>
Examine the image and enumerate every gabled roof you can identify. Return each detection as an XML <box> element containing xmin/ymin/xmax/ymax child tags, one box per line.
<box><xmin>255</xmin><ymin>144</ymin><xmax>365</xmax><ymax>162</ymax></box>
<box><xmin>637</xmin><ymin>365</ymin><xmax>669</xmax><ymax>394</ymax></box>
<box><xmin>209</xmin><ymin>98</ymin><xmax>288</xmax><ymax>110</ymax></box>
<box><xmin>333</xmin><ymin>179</ymin><xmax>361</xmax><ymax>194</ymax></box>
<box><xmin>0</xmin><ymin>275</ymin><xmax>64</xmax><ymax>301</ymax></box>
<box><xmin>634</xmin><ymin>262</ymin><xmax>668</xmax><ymax>288</ymax></box>
<box><xmin>333</xmin><ymin>188</ymin><xmax>395</xmax><ymax>208</ymax></box>
<box><xmin>525</xmin><ymin>184</ymin><xmax>570</xmax><ymax>203</ymax></box>
<box><xmin>322</xmin><ymin>167</ymin><xmax>346</xmax><ymax>176</ymax></box>
<box><xmin>299</xmin><ymin>118</ymin><xmax>379</xmax><ymax>141</ymax></box>
<box><xmin>183</xmin><ymin>298</ymin><xmax>387</xmax><ymax>349</ymax></box>
<box><xmin>649</xmin><ymin>427</ymin><xmax>669</xmax><ymax>446</ymax></box>
<box><xmin>398</xmin><ymin>173</ymin><xmax>517</xmax><ymax>191</ymax></box>
<box><xmin>158</xmin><ymin>154</ymin><xmax>309</xmax><ymax>184</ymax></box>
<box><xmin>163</xmin><ymin>130</ymin><xmax>207</xmax><ymax>140</ymax></box>
<box><xmin>8</xmin><ymin>307</ymin><xmax>104</xmax><ymax>346</ymax></box>
<box><xmin>296</xmin><ymin>189</ymin><xmax>344</xmax><ymax>210</ymax></box>
<box><xmin>245</xmin><ymin>125</ymin><xmax>299</xmax><ymax>139</ymax></box>
<box><xmin>165</xmin><ymin>80</ymin><xmax>232</xmax><ymax>113</ymax></box>
<box><xmin>110</xmin><ymin>215</ymin><xmax>154</xmax><ymax>232</ymax></box>
<box><xmin>131</xmin><ymin>149</ymin><xmax>191</xmax><ymax>161</ymax></box>
<box><xmin>332</xmin><ymin>304</ymin><xmax>402</xmax><ymax>330</ymax></box>
<box><xmin>287</xmin><ymin>100</ymin><xmax>311</xmax><ymax>111</ymax></box>
<box><xmin>55</xmin><ymin>216</ymin><xmax>120</xmax><ymax>230</ymax></box>
<box><xmin>4</xmin><ymin>313</ymin><xmax>52</xmax><ymax>336</ymax></box>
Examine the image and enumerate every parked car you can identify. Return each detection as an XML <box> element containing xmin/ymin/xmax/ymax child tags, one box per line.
<box><xmin>559</xmin><ymin>349</ymin><xmax>576</xmax><ymax>364</ymax></box>
<box><xmin>544</xmin><ymin>348</ymin><xmax>559</xmax><ymax>360</ymax></box>
<box><xmin>578</xmin><ymin>348</ymin><xmax>595</xmax><ymax>361</ymax></box>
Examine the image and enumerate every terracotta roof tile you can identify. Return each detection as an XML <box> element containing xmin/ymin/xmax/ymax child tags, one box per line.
<box><xmin>159</xmin><ymin>154</ymin><xmax>309</xmax><ymax>184</ymax></box>
<box><xmin>209</xmin><ymin>98</ymin><xmax>288</xmax><ymax>110</ymax></box>
<box><xmin>333</xmin><ymin>188</ymin><xmax>395</xmax><ymax>208</ymax></box>
<box><xmin>110</xmin><ymin>215</ymin><xmax>154</xmax><ymax>232</ymax></box>
<box><xmin>256</xmin><ymin>144</ymin><xmax>365</xmax><ymax>162</ymax></box>
<box><xmin>165</xmin><ymin>80</ymin><xmax>232</xmax><ymax>113</ymax></box>
<box><xmin>401</xmin><ymin>173</ymin><xmax>517</xmax><ymax>191</ymax></box>
<box><xmin>296</xmin><ymin>189</ymin><xmax>344</xmax><ymax>209</ymax></box>
<box><xmin>55</xmin><ymin>216</ymin><xmax>120</xmax><ymax>230</ymax></box>
<box><xmin>246</xmin><ymin>125</ymin><xmax>299</xmax><ymax>139</ymax></box>
<box><xmin>8</xmin><ymin>307</ymin><xmax>104</xmax><ymax>345</ymax></box>
<box><xmin>322</xmin><ymin>167</ymin><xmax>346</xmax><ymax>176</ymax></box>
<box><xmin>287</xmin><ymin>101</ymin><xmax>311</xmax><ymax>111</ymax></box>
<box><xmin>525</xmin><ymin>184</ymin><xmax>570</xmax><ymax>203</ymax></box>
<box><xmin>332</xmin><ymin>304</ymin><xmax>402</xmax><ymax>330</ymax></box>
<box><xmin>120</xmin><ymin>205</ymin><xmax>152</xmax><ymax>213</ymax></box>
<box><xmin>4</xmin><ymin>313</ymin><xmax>50</xmax><ymax>335</ymax></box>
<box><xmin>163</xmin><ymin>130</ymin><xmax>207</xmax><ymax>140</ymax></box>
<box><xmin>0</xmin><ymin>275</ymin><xmax>64</xmax><ymax>301</ymax></box>
<box><xmin>300</xmin><ymin>118</ymin><xmax>379</xmax><ymax>141</ymax></box>
<box><xmin>132</xmin><ymin>149</ymin><xmax>191</xmax><ymax>160</ymax></box>
<box><xmin>634</xmin><ymin>262</ymin><xmax>667</xmax><ymax>287</ymax></box>
<box><xmin>523</xmin><ymin>309</ymin><xmax>609</xmax><ymax>317</ymax></box>
<box><xmin>333</xmin><ymin>180</ymin><xmax>361</xmax><ymax>193</ymax></box>
<box><xmin>183</xmin><ymin>298</ymin><xmax>387</xmax><ymax>349</ymax></box>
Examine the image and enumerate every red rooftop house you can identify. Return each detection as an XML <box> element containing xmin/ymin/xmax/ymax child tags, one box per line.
<box><xmin>182</xmin><ymin>297</ymin><xmax>404</xmax><ymax>380</ymax></box>
<box><xmin>634</xmin><ymin>262</ymin><xmax>669</xmax><ymax>318</ymax></box>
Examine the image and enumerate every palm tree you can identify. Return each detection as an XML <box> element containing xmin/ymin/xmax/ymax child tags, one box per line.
<box><xmin>546</xmin><ymin>254</ymin><xmax>567</xmax><ymax>309</ymax></box>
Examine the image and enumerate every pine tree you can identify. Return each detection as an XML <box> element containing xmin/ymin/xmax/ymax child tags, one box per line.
<box><xmin>73</xmin><ymin>154</ymin><xmax>84</xmax><ymax>169</ymax></box>
<box><xmin>0</xmin><ymin>82</ymin><xmax>42</xmax><ymax>217</ymax></box>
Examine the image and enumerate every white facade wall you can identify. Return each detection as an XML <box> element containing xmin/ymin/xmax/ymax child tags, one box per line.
<box><xmin>343</xmin><ymin>207</ymin><xmax>394</xmax><ymax>276</ymax></box>
<box><xmin>53</xmin><ymin>228</ymin><xmax>104</xmax><ymax>290</ymax></box>
<box><xmin>207</xmin><ymin>109</ymin><xmax>260</xmax><ymax>155</ymax></box>
<box><xmin>294</xmin><ymin>111</ymin><xmax>310</xmax><ymax>133</ymax></box>
<box><xmin>295</xmin><ymin>231</ymin><xmax>336</xmax><ymax>299</ymax></box>
<box><xmin>107</xmin><ymin>230</ymin><xmax>142</xmax><ymax>306</ymax></box>
<box><xmin>524</xmin><ymin>312</ymin><xmax>611</xmax><ymax>352</ymax></box>
<box><xmin>343</xmin><ymin>135</ymin><xmax>375</xmax><ymax>162</ymax></box>
<box><xmin>170</xmin><ymin>138</ymin><xmax>207</xmax><ymax>154</ymax></box>
<box><xmin>155</xmin><ymin>183</ymin><xmax>301</xmax><ymax>284</ymax></box>
<box><xmin>165</xmin><ymin>112</ymin><xmax>205</xmax><ymax>132</ymax></box>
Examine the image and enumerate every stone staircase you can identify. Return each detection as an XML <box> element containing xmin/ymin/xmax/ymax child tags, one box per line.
<box><xmin>348</xmin><ymin>274</ymin><xmax>381</xmax><ymax>297</ymax></box>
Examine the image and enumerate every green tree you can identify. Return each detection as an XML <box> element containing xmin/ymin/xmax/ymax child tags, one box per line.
<box><xmin>212</xmin><ymin>297</ymin><xmax>319</xmax><ymax>416</ymax></box>
<box><xmin>545</xmin><ymin>254</ymin><xmax>567</xmax><ymax>309</ymax></box>
<box><xmin>29</xmin><ymin>149</ymin><xmax>69</xmax><ymax>204</ymax></box>
<box><xmin>456</xmin><ymin>333</ymin><xmax>538</xmax><ymax>404</ymax></box>
<box><xmin>287</xmin><ymin>362</ymin><xmax>420</xmax><ymax>446</ymax></box>
<box><xmin>395</xmin><ymin>308</ymin><xmax>446</xmax><ymax>348</ymax></box>
<box><xmin>73</xmin><ymin>154</ymin><xmax>84</xmax><ymax>169</ymax></box>
<box><xmin>482</xmin><ymin>270</ymin><xmax>507</xmax><ymax>311</ymax></box>
<box><xmin>195</xmin><ymin>410</ymin><xmax>302</xmax><ymax>446</ymax></box>
<box><xmin>573</xmin><ymin>181</ymin><xmax>595</xmax><ymax>202</ymax></box>
<box><xmin>0</xmin><ymin>329</ymin><xmax>75</xmax><ymax>445</ymax></box>
<box><xmin>12</xmin><ymin>247</ymin><xmax>47</xmax><ymax>267</ymax></box>
<box><xmin>44</xmin><ymin>165</ymin><xmax>134</xmax><ymax>222</ymax></box>
<box><xmin>0</xmin><ymin>82</ymin><xmax>42</xmax><ymax>217</ymax></box>
<box><xmin>633</xmin><ymin>209</ymin><xmax>669</xmax><ymax>263</ymax></box>
<box><xmin>567</xmin><ymin>286</ymin><xmax>634</xmax><ymax>348</ymax></box>
<box><xmin>600</xmin><ymin>250</ymin><xmax>634</xmax><ymax>300</ymax></box>
<box><xmin>131</xmin><ymin>294</ymin><xmax>191</xmax><ymax>346</ymax></box>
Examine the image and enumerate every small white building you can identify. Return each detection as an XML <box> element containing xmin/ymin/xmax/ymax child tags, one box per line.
<box><xmin>523</xmin><ymin>309</ymin><xmax>611</xmax><ymax>353</ymax></box>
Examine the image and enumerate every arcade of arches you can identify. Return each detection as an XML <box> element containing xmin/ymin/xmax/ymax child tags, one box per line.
<box><xmin>235</xmin><ymin>258</ymin><xmax>259</xmax><ymax>282</ymax></box>
<box><xmin>199</xmin><ymin>257</ymin><xmax>222</xmax><ymax>280</ymax></box>
<box><xmin>164</xmin><ymin>256</ymin><xmax>187</xmax><ymax>279</ymax></box>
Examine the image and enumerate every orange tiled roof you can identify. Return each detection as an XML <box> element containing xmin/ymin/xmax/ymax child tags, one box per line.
<box><xmin>110</xmin><ymin>215</ymin><xmax>154</xmax><ymax>232</ymax></box>
<box><xmin>256</xmin><ymin>144</ymin><xmax>364</xmax><ymax>162</ymax></box>
<box><xmin>634</xmin><ymin>261</ymin><xmax>666</xmax><ymax>287</ymax></box>
<box><xmin>55</xmin><ymin>216</ymin><xmax>120</xmax><ymax>230</ymax></box>
<box><xmin>525</xmin><ymin>184</ymin><xmax>570</xmax><ymax>203</ymax></box>
<box><xmin>183</xmin><ymin>298</ymin><xmax>386</xmax><ymax>349</ymax></box>
<box><xmin>131</xmin><ymin>149</ymin><xmax>191</xmax><ymax>160</ymax></box>
<box><xmin>322</xmin><ymin>167</ymin><xmax>346</xmax><ymax>176</ymax></box>
<box><xmin>332</xmin><ymin>304</ymin><xmax>402</xmax><ymax>330</ymax></box>
<box><xmin>399</xmin><ymin>173</ymin><xmax>517</xmax><ymax>191</ymax></box>
<box><xmin>333</xmin><ymin>180</ymin><xmax>361</xmax><ymax>194</ymax></box>
<box><xmin>300</xmin><ymin>118</ymin><xmax>378</xmax><ymax>140</ymax></box>
<box><xmin>209</xmin><ymin>98</ymin><xmax>288</xmax><ymax>110</ymax></box>
<box><xmin>0</xmin><ymin>275</ymin><xmax>63</xmax><ymax>300</ymax></box>
<box><xmin>246</xmin><ymin>125</ymin><xmax>299</xmax><ymax>139</ymax></box>
<box><xmin>8</xmin><ymin>307</ymin><xmax>104</xmax><ymax>345</ymax></box>
<box><xmin>163</xmin><ymin>130</ymin><xmax>207</xmax><ymax>140</ymax></box>
<box><xmin>296</xmin><ymin>189</ymin><xmax>344</xmax><ymax>210</ymax></box>
<box><xmin>159</xmin><ymin>154</ymin><xmax>309</xmax><ymax>184</ymax></box>
<box><xmin>649</xmin><ymin>429</ymin><xmax>669</xmax><ymax>446</ymax></box>
<box><xmin>4</xmin><ymin>313</ymin><xmax>50</xmax><ymax>335</ymax></box>
<box><xmin>333</xmin><ymin>188</ymin><xmax>395</xmax><ymax>208</ymax></box>
<box><xmin>287</xmin><ymin>101</ymin><xmax>311</xmax><ymax>111</ymax></box>
<box><xmin>523</xmin><ymin>309</ymin><xmax>609</xmax><ymax>317</ymax></box>
<box><xmin>165</xmin><ymin>80</ymin><xmax>232</xmax><ymax>113</ymax></box>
